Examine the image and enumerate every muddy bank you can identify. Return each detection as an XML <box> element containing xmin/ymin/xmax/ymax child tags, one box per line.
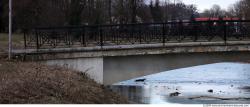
<box><xmin>0</xmin><ymin>59</ymin><xmax>128</xmax><ymax>104</ymax></box>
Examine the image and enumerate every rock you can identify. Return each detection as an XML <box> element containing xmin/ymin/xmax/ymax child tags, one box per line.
<box><xmin>169</xmin><ymin>92</ymin><xmax>181</xmax><ymax>97</ymax></box>
<box><xmin>241</xmin><ymin>86</ymin><xmax>250</xmax><ymax>92</ymax></box>
<box><xmin>208</xmin><ymin>89</ymin><xmax>213</xmax><ymax>93</ymax></box>
<box><xmin>135</xmin><ymin>78</ymin><xmax>146</xmax><ymax>82</ymax></box>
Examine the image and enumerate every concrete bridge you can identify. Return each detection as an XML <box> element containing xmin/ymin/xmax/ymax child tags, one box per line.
<box><xmin>13</xmin><ymin>41</ymin><xmax>250</xmax><ymax>85</ymax></box>
<box><xmin>15</xmin><ymin>20</ymin><xmax>250</xmax><ymax>85</ymax></box>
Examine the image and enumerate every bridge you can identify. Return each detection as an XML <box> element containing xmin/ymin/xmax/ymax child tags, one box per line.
<box><xmin>14</xmin><ymin>20</ymin><xmax>250</xmax><ymax>85</ymax></box>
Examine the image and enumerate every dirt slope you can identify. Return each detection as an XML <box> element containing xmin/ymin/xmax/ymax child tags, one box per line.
<box><xmin>0</xmin><ymin>60</ymin><xmax>128</xmax><ymax>104</ymax></box>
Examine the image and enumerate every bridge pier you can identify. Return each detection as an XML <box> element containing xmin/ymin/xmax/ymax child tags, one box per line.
<box><xmin>46</xmin><ymin>58</ymin><xmax>104</xmax><ymax>84</ymax></box>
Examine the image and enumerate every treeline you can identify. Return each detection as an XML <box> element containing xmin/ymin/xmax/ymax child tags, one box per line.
<box><xmin>0</xmin><ymin>0</ymin><xmax>198</xmax><ymax>32</ymax></box>
<box><xmin>229</xmin><ymin>0</ymin><xmax>250</xmax><ymax>19</ymax></box>
<box><xmin>0</xmin><ymin>0</ymin><xmax>249</xmax><ymax>33</ymax></box>
<box><xmin>201</xmin><ymin>0</ymin><xmax>250</xmax><ymax>19</ymax></box>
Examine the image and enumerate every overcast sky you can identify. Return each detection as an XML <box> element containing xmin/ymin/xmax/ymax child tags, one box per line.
<box><xmin>181</xmin><ymin>0</ymin><xmax>239</xmax><ymax>12</ymax></box>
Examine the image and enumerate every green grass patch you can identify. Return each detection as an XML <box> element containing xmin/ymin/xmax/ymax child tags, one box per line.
<box><xmin>0</xmin><ymin>33</ymin><xmax>24</xmax><ymax>52</ymax></box>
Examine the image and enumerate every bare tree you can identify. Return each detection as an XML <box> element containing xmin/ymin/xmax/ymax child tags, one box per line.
<box><xmin>201</xmin><ymin>4</ymin><xmax>227</xmax><ymax>18</ymax></box>
<box><xmin>108</xmin><ymin>0</ymin><xmax>112</xmax><ymax>24</ymax></box>
<box><xmin>0</xmin><ymin>0</ymin><xmax>3</xmax><ymax>32</ymax></box>
<box><xmin>1</xmin><ymin>0</ymin><xmax>200</xmax><ymax>31</ymax></box>
<box><xmin>242</xmin><ymin>0</ymin><xmax>250</xmax><ymax>19</ymax></box>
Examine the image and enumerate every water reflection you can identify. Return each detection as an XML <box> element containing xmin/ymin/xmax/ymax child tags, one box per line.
<box><xmin>111</xmin><ymin>63</ymin><xmax>250</xmax><ymax>104</ymax></box>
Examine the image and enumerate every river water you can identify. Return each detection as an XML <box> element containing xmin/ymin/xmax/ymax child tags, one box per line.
<box><xmin>110</xmin><ymin>63</ymin><xmax>250</xmax><ymax>104</ymax></box>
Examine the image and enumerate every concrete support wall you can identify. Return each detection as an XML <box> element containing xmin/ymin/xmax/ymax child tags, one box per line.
<box><xmin>44</xmin><ymin>51</ymin><xmax>250</xmax><ymax>85</ymax></box>
<box><xmin>103</xmin><ymin>51</ymin><xmax>250</xmax><ymax>85</ymax></box>
<box><xmin>42</xmin><ymin>51</ymin><xmax>250</xmax><ymax>85</ymax></box>
<box><xmin>46</xmin><ymin>57</ymin><xmax>104</xmax><ymax>84</ymax></box>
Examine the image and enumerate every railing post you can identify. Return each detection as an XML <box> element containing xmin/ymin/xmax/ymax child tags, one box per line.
<box><xmin>139</xmin><ymin>25</ymin><xmax>142</xmax><ymax>44</ymax></box>
<box><xmin>115</xmin><ymin>26</ymin><xmax>119</xmax><ymax>45</ymax></box>
<box><xmin>66</xmin><ymin>28</ymin><xmax>69</xmax><ymax>46</ymax></box>
<box><xmin>193</xmin><ymin>21</ymin><xmax>198</xmax><ymax>42</ymax></box>
<box><xmin>53</xmin><ymin>28</ymin><xmax>57</xmax><ymax>47</ymax></box>
<box><xmin>35</xmin><ymin>29</ymin><xmax>40</xmax><ymax>50</ymax></box>
<box><xmin>223</xmin><ymin>21</ymin><xmax>227</xmax><ymax>44</ymax></box>
<box><xmin>81</xmin><ymin>26</ymin><xmax>86</xmax><ymax>46</ymax></box>
<box><xmin>100</xmin><ymin>26</ymin><xmax>104</xmax><ymax>47</ymax></box>
<box><xmin>179</xmin><ymin>20</ymin><xmax>183</xmax><ymax>42</ymax></box>
<box><xmin>162</xmin><ymin>23</ymin><xmax>166</xmax><ymax>45</ymax></box>
<box><xmin>23</xmin><ymin>29</ymin><xmax>27</xmax><ymax>49</ymax></box>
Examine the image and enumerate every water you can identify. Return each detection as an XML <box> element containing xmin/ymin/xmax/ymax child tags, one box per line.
<box><xmin>111</xmin><ymin>62</ymin><xmax>250</xmax><ymax>104</ymax></box>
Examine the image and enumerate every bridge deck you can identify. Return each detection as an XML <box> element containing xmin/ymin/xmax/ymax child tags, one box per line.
<box><xmin>12</xmin><ymin>41</ymin><xmax>250</xmax><ymax>60</ymax></box>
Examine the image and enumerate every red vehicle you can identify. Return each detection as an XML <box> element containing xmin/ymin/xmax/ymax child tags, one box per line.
<box><xmin>195</xmin><ymin>17</ymin><xmax>241</xmax><ymax>21</ymax></box>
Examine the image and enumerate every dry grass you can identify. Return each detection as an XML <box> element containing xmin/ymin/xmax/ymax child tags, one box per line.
<box><xmin>0</xmin><ymin>60</ymin><xmax>128</xmax><ymax>104</ymax></box>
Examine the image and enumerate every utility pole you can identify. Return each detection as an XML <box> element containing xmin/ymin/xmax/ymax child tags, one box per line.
<box><xmin>8</xmin><ymin>0</ymin><xmax>12</xmax><ymax>60</ymax></box>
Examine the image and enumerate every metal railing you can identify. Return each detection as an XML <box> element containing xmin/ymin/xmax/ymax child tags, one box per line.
<box><xmin>23</xmin><ymin>20</ymin><xmax>250</xmax><ymax>49</ymax></box>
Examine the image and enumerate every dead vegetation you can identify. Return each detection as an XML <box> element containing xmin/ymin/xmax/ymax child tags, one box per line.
<box><xmin>0</xmin><ymin>60</ymin><xmax>128</xmax><ymax>104</ymax></box>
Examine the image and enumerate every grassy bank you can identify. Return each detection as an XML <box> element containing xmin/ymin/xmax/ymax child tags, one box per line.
<box><xmin>0</xmin><ymin>60</ymin><xmax>128</xmax><ymax>104</ymax></box>
<box><xmin>0</xmin><ymin>33</ymin><xmax>24</xmax><ymax>52</ymax></box>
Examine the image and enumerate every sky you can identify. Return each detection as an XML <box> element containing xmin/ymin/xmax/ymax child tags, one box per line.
<box><xmin>181</xmin><ymin>0</ymin><xmax>240</xmax><ymax>12</ymax></box>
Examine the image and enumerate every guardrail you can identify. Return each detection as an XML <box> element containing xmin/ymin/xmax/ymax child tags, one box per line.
<box><xmin>23</xmin><ymin>20</ymin><xmax>250</xmax><ymax>49</ymax></box>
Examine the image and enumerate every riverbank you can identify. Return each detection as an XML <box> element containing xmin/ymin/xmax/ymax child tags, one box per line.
<box><xmin>0</xmin><ymin>58</ymin><xmax>128</xmax><ymax>104</ymax></box>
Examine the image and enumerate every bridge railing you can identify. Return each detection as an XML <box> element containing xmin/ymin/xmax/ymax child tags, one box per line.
<box><xmin>23</xmin><ymin>20</ymin><xmax>250</xmax><ymax>49</ymax></box>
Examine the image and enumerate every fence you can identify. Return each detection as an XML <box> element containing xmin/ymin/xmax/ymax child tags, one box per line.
<box><xmin>23</xmin><ymin>20</ymin><xmax>250</xmax><ymax>49</ymax></box>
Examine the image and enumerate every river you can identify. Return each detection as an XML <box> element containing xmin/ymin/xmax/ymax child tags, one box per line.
<box><xmin>110</xmin><ymin>62</ymin><xmax>250</xmax><ymax>104</ymax></box>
